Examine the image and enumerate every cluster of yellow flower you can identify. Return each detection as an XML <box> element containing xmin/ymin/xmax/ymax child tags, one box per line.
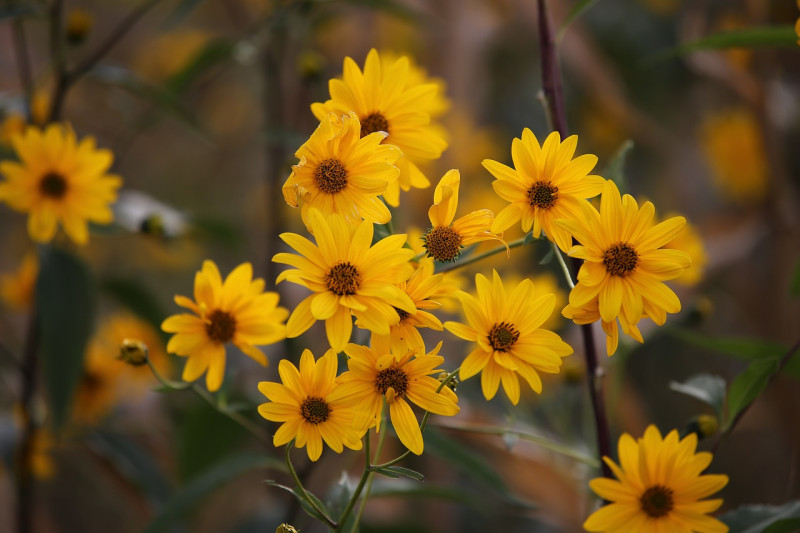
<box><xmin>0</xmin><ymin>48</ymin><xmax>728</xmax><ymax>533</ymax></box>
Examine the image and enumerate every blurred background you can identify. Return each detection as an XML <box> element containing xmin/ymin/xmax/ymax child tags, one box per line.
<box><xmin>1</xmin><ymin>0</ymin><xmax>799</xmax><ymax>531</ymax></box>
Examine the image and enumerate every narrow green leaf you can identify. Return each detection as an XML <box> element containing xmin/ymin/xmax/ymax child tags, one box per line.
<box><xmin>726</xmin><ymin>358</ymin><xmax>779</xmax><ymax>428</ymax></box>
<box><xmin>656</xmin><ymin>26</ymin><xmax>797</xmax><ymax>61</ymax></box>
<box><xmin>557</xmin><ymin>0</ymin><xmax>600</xmax><ymax>41</ymax></box>
<box><xmin>146</xmin><ymin>453</ymin><xmax>284</xmax><ymax>533</ymax></box>
<box><xmin>720</xmin><ymin>500</ymin><xmax>800</xmax><ymax>533</ymax></box>
<box><xmin>602</xmin><ymin>140</ymin><xmax>634</xmax><ymax>195</ymax></box>
<box><xmin>265</xmin><ymin>481</ymin><xmax>329</xmax><ymax>523</ymax></box>
<box><xmin>370</xmin><ymin>485</ymin><xmax>473</xmax><ymax>505</ymax></box>
<box><xmin>36</xmin><ymin>246</ymin><xmax>96</xmax><ymax>429</ymax></box>
<box><xmin>538</xmin><ymin>247</ymin><xmax>555</xmax><ymax>265</ymax></box>
<box><xmin>373</xmin><ymin>466</ymin><xmax>425</xmax><ymax>482</ymax></box>
<box><xmin>669</xmin><ymin>374</ymin><xmax>726</xmax><ymax>419</ymax></box>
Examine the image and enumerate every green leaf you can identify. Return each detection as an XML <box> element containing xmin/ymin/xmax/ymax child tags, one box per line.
<box><xmin>373</xmin><ymin>466</ymin><xmax>425</xmax><ymax>482</ymax></box>
<box><xmin>669</xmin><ymin>329</ymin><xmax>799</xmax><ymax>378</ymax></box>
<box><xmin>265</xmin><ymin>481</ymin><xmax>330</xmax><ymax>524</ymax></box>
<box><xmin>656</xmin><ymin>26</ymin><xmax>798</xmax><ymax>61</ymax></box>
<box><xmin>669</xmin><ymin>374</ymin><xmax>726</xmax><ymax>419</ymax></box>
<box><xmin>146</xmin><ymin>452</ymin><xmax>284</xmax><ymax>533</ymax></box>
<box><xmin>36</xmin><ymin>246</ymin><xmax>96</xmax><ymax>429</ymax></box>
<box><xmin>538</xmin><ymin>246</ymin><xmax>554</xmax><ymax>265</ymax></box>
<box><xmin>720</xmin><ymin>500</ymin><xmax>800</xmax><ymax>533</ymax></box>
<box><xmin>726</xmin><ymin>357</ymin><xmax>779</xmax><ymax>428</ymax></box>
<box><xmin>100</xmin><ymin>277</ymin><xmax>168</xmax><ymax>335</ymax></box>
<box><xmin>370</xmin><ymin>485</ymin><xmax>474</xmax><ymax>505</ymax></box>
<box><xmin>601</xmin><ymin>140</ymin><xmax>634</xmax><ymax>195</ymax></box>
<box><xmin>557</xmin><ymin>0</ymin><xmax>600</xmax><ymax>41</ymax></box>
<box><xmin>177</xmin><ymin>402</ymin><xmax>251</xmax><ymax>481</ymax></box>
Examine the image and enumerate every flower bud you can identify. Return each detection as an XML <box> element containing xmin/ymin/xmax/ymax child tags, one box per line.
<box><xmin>118</xmin><ymin>338</ymin><xmax>149</xmax><ymax>366</ymax></box>
<box><xmin>276</xmin><ymin>524</ymin><xmax>299</xmax><ymax>533</ymax></box>
<box><xmin>437</xmin><ymin>371</ymin><xmax>459</xmax><ymax>393</ymax></box>
<box><xmin>686</xmin><ymin>414</ymin><xmax>719</xmax><ymax>440</ymax></box>
<box><xmin>66</xmin><ymin>9</ymin><xmax>94</xmax><ymax>45</ymax></box>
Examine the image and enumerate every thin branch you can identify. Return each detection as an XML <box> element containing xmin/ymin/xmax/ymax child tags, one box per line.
<box><xmin>11</xmin><ymin>18</ymin><xmax>35</xmax><ymax>120</ymax></box>
<box><xmin>285</xmin><ymin>443</ymin><xmax>338</xmax><ymax>528</ymax></box>
<box><xmin>437</xmin><ymin>237</ymin><xmax>528</xmax><ymax>274</ymax></box>
<box><xmin>536</xmin><ymin>0</ymin><xmax>612</xmax><ymax>478</ymax></box>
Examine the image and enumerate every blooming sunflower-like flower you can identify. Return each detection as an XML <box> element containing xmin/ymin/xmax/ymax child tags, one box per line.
<box><xmin>162</xmin><ymin>261</ymin><xmax>288</xmax><ymax>392</ymax></box>
<box><xmin>282</xmin><ymin>112</ymin><xmax>401</xmax><ymax>227</ymax></box>
<box><xmin>338</xmin><ymin>338</ymin><xmax>459</xmax><ymax>455</ymax></box>
<box><xmin>257</xmin><ymin>349</ymin><xmax>365</xmax><ymax>462</ymax></box>
<box><xmin>371</xmin><ymin>258</ymin><xmax>445</xmax><ymax>354</ymax></box>
<box><xmin>422</xmin><ymin>169</ymin><xmax>503</xmax><ymax>263</ymax></box>
<box><xmin>311</xmin><ymin>49</ymin><xmax>448</xmax><ymax>207</ymax></box>
<box><xmin>0</xmin><ymin>124</ymin><xmax>122</xmax><ymax>244</ymax></box>
<box><xmin>444</xmin><ymin>270</ymin><xmax>573</xmax><ymax>404</ymax></box>
<box><xmin>273</xmin><ymin>209</ymin><xmax>415</xmax><ymax>352</ymax></box>
<box><xmin>557</xmin><ymin>181</ymin><xmax>691</xmax><ymax>345</ymax></box>
<box><xmin>484</xmin><ymin>129</ymin><xmax>606</xmax><ymax>252</ymax></box>
<box><xmin>584</xmin><ymin>425</ymin><xmax>729</xmax><ymax>533</ymax></box>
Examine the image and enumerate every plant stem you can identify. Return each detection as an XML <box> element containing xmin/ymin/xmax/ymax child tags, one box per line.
<box><xmin>437</xmin><ymin>237</ymin><xmax>528</xmax><ymax>273</ymax></box>
<box><xmin>551</xmin><ymin>240</ymin><xmax>575</xmax><ymax>289</ymax></box>
<box><xmin>11</xmin><ymin>18</ymin><xmax>34</xmax><ymax>120</ymax></box>
<box><xmin>536</xmin><ymin>0</ymin><xmax>612</xmax><ymax>478</ymax></box>
<box><xmin>351</xmin><ymin>408</ymin><xmax>388</xmax><ymax>532</ymax></box>
<box><xmin>285</xmin><ymin>442</ymin><xmax>337</xmax><ymax>528</ymax></box>
<box><xmin>145</xmin><ymin>359</ymin><xmax>272</xmax><ymax>446</ymax></box>
<box><xmin>335</xmin><ymin>432</ymin><xmax>373</xmax><ymax>531</ymax></box>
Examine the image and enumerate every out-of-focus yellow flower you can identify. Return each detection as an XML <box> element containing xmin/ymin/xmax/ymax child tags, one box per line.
<box><xmin>558</xmin><ymin>182</ymin><xmax>691</xmax><ymax>356</ymax></box>
<box><xmin>444</xmin><ymin>270</ymin><xmax>573</xmax><ymax>405</ymax></box>
<box><xmin>29</xmin><ymin>428</ymin><xmax>56</xmax><ymax>479</ymax></box>
<box><xmin>530</xmin><ymin>272</ymin><xmax>566</xmax><ymax>331</ymax></box>
<box><xmin>162</xmin><ymin>261</ymin><xmax>287</xmax><ymax>392</ymax></box>
<box><xmin>132</xmin><ymin>30</ymin><xmax>211</xmax><ymax>82</ymax></box>
<box><xmin>663</xmin><ymin>215</ymin><xmax>708</xmax><ymax>287</ymax></box>
<box><xmin>338</xmin><ymin>337</ymin><xmax>459</xmax><ymax>455</ymax></box>
<box><xmin>312</xmin><ymin>49</ymin><xmax>448</xmax><ymax>206</ymax></box>
<box><xmin>273</xmin><ymin>209</ymin><xmax>415</xmax><ymax>352</ymax></box>
<box><xmin>380</xmin><ymin>50</ymin><xmax>450</xmax><ymax>119</ymax></box>
<box><xmin>715</xmin><ymin>13</ymin><xmax>752</xmax><ymax>70</ymax></box>
<box><xmin>700</xmin><ymin>108</ymin><xmax>768</xmax><ymax>204</ymax></box>
<box><xmin>283</xmin><ymin>112</ymin><xmax>400</xmax><ymax>227</ymax></box>
<box><xmin>65</xmin><ymin>8</ymin><xmax>94</xmax><ymax>45</ymax></box>
<box><xmin>257</xmin><ymin>349</ymin><xmax>364</xmax><ymax>462</ymax></box>
<box><xmin>31</xmin><ymin>91</ymin><xmax>50</xmax><ymax>126</ymax></box>
<box><xmin>796</xmin><ymin>0</ymin><xmax>800</xmax><ymax>45</ymax></box>
<box><xmin>0</xmin><ymin>124</ymin><xmax>122</xmax><ymax>244</ymax></box>
<box><xmin>1</xmin><ymin>113</ymin><xmax>26</xmax><ymax>147</ymax></box>
<box><xmin>73</xmin><ymin>312</ymin><xmax>170</xmax><ymax>424</ymax></box>
<box><xmin>584</xmin><ymin>425</ymin><xmax>729</xmax><ymax>532</ymax></box>
<box><xmin>422</xmin><ymin>169</ymin><xmax>503</xmax><ymax>263</ymax></box>
<box><xmin>484</xmin><ymin>129</ymin><xmax>606</xmax><ymax>252</ymax></box>
<box><xmin>1</xmin><ymin>252</ymin><xmax>38</xmax><ymax>311</ymax></box>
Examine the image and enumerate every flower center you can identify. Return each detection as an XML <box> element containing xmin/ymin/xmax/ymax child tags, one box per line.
<box><xmin>325</xmin><ymin>262</ymin><xmax>361</xmax><ymax>295</ymax></box>
<box><xmin>205</xmin><ymin>309</ymin><xmax>236</xmax><ymax>343</ymax></box>
<box><xmin>376</xmin><ymin>365</ymin><xmax>409</xmax><ymax>398</ymax></box>
<box><xmin>527</xmin><ymin>181</ymin><xmax>558</xmax><ymax>210</ymax></box>
<box><xmin>300</xmin><ymin>396</ymin><xmax>330</xmax><ymax>424</ymax></box>
<box><xmin>488</xmin><ymin>321</ymin><xmax>520</xmax><ymax>352</ymax></box>
<box><xmin>314</xmin><ymin>158</ymin><xmax>348</xmax><ymax>194</ymax></box>
<box><xmin>39</xmin><ymin>171</ymin><xmax>68</xmax><ymax>199</ymax></box>
<box><xmin>603</xmin><ymin>242</ymin><xmax>639</xmax><ymax>277</ymax></box>
<box><xmin>394</xmin><ymin>306</ymin><xmax>410</xmax><ymax>323</ymax></box>
<box><xmin>360</xmin><ymin>112</ymin><xmax>390</xmax><ymax>137</ymax></box>
<box><xmin>423</xmin><ymin>226</ymin><xmax>463</xmax><ymax>262</ymax></box>
<box><xmin>640</xmin><ymin>485</ymin><xmax>674</xmax><ymax>519</ymax></box>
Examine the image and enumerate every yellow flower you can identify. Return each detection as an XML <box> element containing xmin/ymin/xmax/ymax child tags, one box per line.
<box><xmin>311</xmin><ymin>49</ymin><xmax>448</xmax><ymax>207</ymax></box>
<box><xmin>1</xmin><ymin>252</ymin><xmax>38</xmax><ymax>311</ymax></box>
<box><xmin>699</xmin><ymin>108</ymin><xmax>767</xmax><ymax>203</ymax></box>
<box><xmin>584</xmin><ymin>425</ymin><xmax>729</xmax><ymax>533</ymax></box>
<box><xmin>338</xmin><ymin>338</ymin><xmax>459</xmax><ymax>455</ymax></box>
<box><xmin>663</xmin><ymin>215</ymin><xmax>708</xmax><ymax>287</ymax></box>
<box><xmin>162</xmin><ymin>261</ymin><xmax>288</xmax><ymax>392</ymax></box>
<box><xmin>371</xmin><ymin>259</ymin><xmax>445</xmax><ymax>354</ymax></box>
<box><xmin>379</xmin><ymin>50</ymin><xmax>450</xmax><ymax>119</ymax></box>
<box><xmin>65</xmin><ymin>8</ymin><xmax>94</xmax><ymax>44</ymax></box>
<box><xmin>258</xmin><ymin>349</ymin><xmax>364</xmax><ymax>461</ymax></box>
<box><xmin>422</xmin><ymin>169</ymin><xmax>504</xmax><ymax>263</ymax></box>
<box><xmin>484</xmin><ymin>129</ymin><xmax>606</xmax><ymax>252</ymax></box>
<box><xmin>444</xmin><ymin>270</ymin><xmax>573</xmax><ymax>405</ymax></box>
<box><xmin>73</xmin><ymin>312</ymin><xmax>170</xmax><ymax>423</ymax></box>
<box><xmin>132</xmin><ymin>30</ymin><xmax>211</xmax><ymax>82</ymax></box>
<box><xmin>282</xmin><ymin>112</ymin><xmax>400</xmax><ymax>226</ymax></box>
<box><xmin>29</xmin><ymin>428</ymin><xmax>56</xmax><ymax>479</ymax></box>
<box><xmin>557</xmin><ymin>181</ymin><xmax>690</xmax><ymax>351</ymax></box>
<box><xmin>273</xmin><ymin>209</ymin><xmax>415</xmax><ymax>352</ymax></box>
<box><xmin>0</xmin><ymin>124</ymin><xmax>122</xmax><ymax>244</ymax></box>
<box><xmin>1</xmin><ymin>113</ymin><xmax>26</xmax><ymax>146</ymax></box>
<box><xmin>563</xmin><ymin>296</ymin><xmax>643</xmax><ymax>357</ymax></box>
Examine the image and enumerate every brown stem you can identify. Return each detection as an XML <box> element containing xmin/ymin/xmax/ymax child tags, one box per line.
<box><xmin>11</xmin><ymin>18</ymin><xmax>35</xmax><ymax>120</ymax></box>
<box><xmin>15</xmin><ymin>312</ymin><xmax>39</xmax><ymax>533</ymax></box>
<box><xmin>536</xmin><ymin>0</ymin><xmax>613</xmax><ymax>478</ymax></box>
<box><xmin>47</xmin><ymin>0</ymin><xmax>66</xmax><ymax>122</ymax></box>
